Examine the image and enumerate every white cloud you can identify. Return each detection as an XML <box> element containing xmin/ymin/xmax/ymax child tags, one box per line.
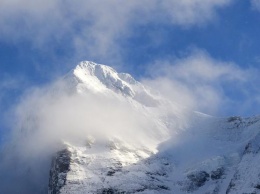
<box><xmin>1</xmin><ymin>49</ymin><xmax>260</xmax><ymax>193</ymax></box>
<box><xmin>251</xmin><ymin>0</ymin><xmax>260</xmax><ymax>11</ymax></box>
<box><xmin>0</xmin><ymin>77</ymin><xmax>166</xmax><ymax>193</ymax></box>
<box><xmin>0</xmin><ymin>0</ymin><xmax>232</xmax><ymax>63</ymax></box>
<box><xmin>160</xmin><ymin>0</ymin><xmax>231</xmax><ymax>26</ymax></box>
<box><xmin>0</xmin><ymin>75</ymin><xmax>28</xmax><ymax>111</ymax></box>
<box><xmin>142</xmin><ymin>49</ymin><xmax>260</xmax><ymax>115</ymax></box>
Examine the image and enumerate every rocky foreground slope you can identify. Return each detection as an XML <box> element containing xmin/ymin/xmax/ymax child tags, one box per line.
<box><xmin>47</xmin><ymin>62</ymin><xmax>260</xmax><ymax>194</ymax></box>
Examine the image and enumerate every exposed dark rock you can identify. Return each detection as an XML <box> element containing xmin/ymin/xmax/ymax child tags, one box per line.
<box><xmin>107</xmin><ymin>162</ymin><xmax>122</xmax><ymax>176</ymax></box>
<box><xmin>226</xmin><ymin>181</ymin><xmax>235</xmax><ymax>194</ymax></box>
<box><xmin>97</xmin><ymin>188</ymin><xmax>125</xmax><ymax>194</ymax></box>
<box><xmin>226</xmin><ymin>171</ymin><xmax>245</xmax><ymax>194</ymax></box>
<box><xmin>244</xmin><ymin>143</ymin><xmax>252</xmax><ymax>154</ymax></box>
<box><xmin>135</xmin><ymin>188</ymin><xmax>146</xmax><ymax>192</ymax></box>
<box><xmin>255</xmin><ymin>184</ymin><xmax>260</xmax><ymax>189</ymax></box>
<box><xmin>48</xmin><ymin>149</ymin><xmax>72</xmax><ymax>194</ymax></box>
<box><xmin>187</xmin><ymin>171</ymin><xmax>210</xmax><ymax>188</ymax></box>
<box><xmin>146</xmin><ymin>171</ymin><xmax>166</xmax><ymax>177</ymax></box>
<box><xmin>227</xmin><ymin>116</ymin><xmax>260</xmax><ymax>129</ymax></box>
<box><xmin>107</xmin><ymin>170</ymin><xmax>116</xmax><ymax>176</ymax></box>
<box><xmin>211</xmin><ymin>167</ymin><xmax>224</xmax><ymax>180</ymax></box>
<box><xmin>227</xmin><ymin>116</ymin><xmax>242</xmax><ymax>123</ymax></box>
<box><xmin>157</xmin><ymin>185</ymin><xmax>169</xmax><ymax>190</ymax></box>
<box><xmin>243</xmin><ymin>135</ymin><xmax>260</xmax><ymax>154</ymax></box>
<box><xmin>185</xmin><ymin>171</ymin><xmax>210</xmax><ymax>192</ymax></box>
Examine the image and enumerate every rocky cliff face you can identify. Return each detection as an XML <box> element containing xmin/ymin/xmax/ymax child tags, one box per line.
<box><xmin>49</xmin><ymin>149</ymin><xmax>72</xmax><ymax>194</ymax></box>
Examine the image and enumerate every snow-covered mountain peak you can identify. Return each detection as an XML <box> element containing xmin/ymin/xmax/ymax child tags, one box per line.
<box><xmin>68</xmin><ymin>61</ymin><xmax>160</xmax><ymax>107</ymax></box>
<box><xmin>3</xmin><ymin>60</ymin><xmax>260</xmax><ymax>194</ymax></box>
<box><xmin>75</xmin><ymin>61</ymin><xmax>118</xmax><ymax>78</ymax></box>
<box><xmin>72</xmin><ymin>61</ymin><xmax>135</xmax><ymax>96</ymax></box>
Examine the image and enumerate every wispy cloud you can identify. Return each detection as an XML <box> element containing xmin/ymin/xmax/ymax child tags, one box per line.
<box><xmin>0</xmin><ymin>75</ymin><xmax>168</xmax><ymax>193</ymax></box>
<box><xmin>251</xmin><ymin>0</ymin><xmax>260</xmax><ymax>11</ymax></box>
<box><xmin>142</xmin><ymin>49</ymin><xmax>260</xmax><ymax>116</ymax></box>
<box><xmin>1</xmin><ymin>49</ymin><xmax>259</xmax><ymax>193</ymax></box>
<box><xmin>0</xmin><ymin>75</ymin><xmax>28</xmax><ymax>108</ymax></box>
<box><xmin>0</xmin><ymin>0</ymin><xmax>232</xmax><ymax>63</ymax></box>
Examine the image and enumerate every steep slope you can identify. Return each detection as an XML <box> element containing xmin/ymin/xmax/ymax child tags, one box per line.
<box><xmin>48</xmin><ymin>61</ymin><xmax>260</xmax><ymax>194</ymax></box>
<box><xmin>65</xmin><ymin>61</ymin><xmax>161</xmax><ymax>107</ymax></box>
<box><xmin>47</xmin><ymin>61</ymin><xmax>178</xmax><ymax>193</ymax></box>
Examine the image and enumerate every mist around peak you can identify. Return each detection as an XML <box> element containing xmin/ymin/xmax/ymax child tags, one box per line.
<box><xmin>0</xmin><ymin>63</ymin><xmax>174</xmax><ymax>193</ymax></box>
<box><xmin>0</xmin><ymin>57</ymin><xmax>259</xmax><ymax>193</ymax></box>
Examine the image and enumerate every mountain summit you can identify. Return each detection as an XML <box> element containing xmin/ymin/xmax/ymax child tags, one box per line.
<box><xmin>47</xmin><ymin>61</ymin><xmax>260</xmax><ymax>194</ymax></box>
<box><xmin>1</xmin><ymin>61</ymin><xmax>260</xmax><ymax>194</ymax></box>
<box><xmin>65</xmin><ymin>61</ymin><xmax>161</xmax><ymax>107</ymax></box>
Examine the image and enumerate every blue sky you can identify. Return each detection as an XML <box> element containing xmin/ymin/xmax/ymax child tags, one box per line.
<box><xmin>1</xmin><ymin>0</ymin><xmax>260</xmax><ymax>139</ymax></box>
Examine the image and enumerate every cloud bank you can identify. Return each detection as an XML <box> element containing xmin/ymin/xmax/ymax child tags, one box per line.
<box><xmin>1</xmin><ymin>50</ymin><xmax>260</xmax><ymax>193</ymax></box>
<box><xmin>0</xmin><ymin>76</ymin><xmax>168</xmax><ymax>193</ymax></box>
<box><xmin>251</xmin><ymin>0</ymin><xmax>260</xmax><ymax>11</ymax></box>
<box><xmin>142</xmin><ymin>49</ymin><xmax>260</xmax><ymax>116</ymax></box>
<box><xmin>0</xmin><ymin>0</ymin><xmax>232</xmax><ymax>63</ymax></box>
<box><xmin>3</xmin><ymin>1</ymin><xmax>260</xmax><ymax>193</ymax></box>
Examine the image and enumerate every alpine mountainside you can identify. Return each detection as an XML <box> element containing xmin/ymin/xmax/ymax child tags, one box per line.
<box><xmin>1</xmin><ymin>61</ymin><xmax>259</xmax><ymax>194</ymax></box>
<box><xmin>47</xmin><ymin>61</ymin><xmax>260</xmax><ymax>194</ymax></box>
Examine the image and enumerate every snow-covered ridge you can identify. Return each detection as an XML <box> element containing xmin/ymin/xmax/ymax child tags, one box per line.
<box><xmin>73</xmin><ymin>61</ymin><xmax>134</xmax><ymax>96</ymax></box>
<box><xmin>3</xmin><ymin>60</ymin><xmax>260</xmax><ymax>194</ymax></box>
<box><xmin>49</xmin><ymin>115</ymin><xmax>260</xmax><ymax>194</ymax></box>
<box><xmin>50</xmin><ymin>62</ymin><xmax>260</xmax><ymax>194</ymax></box>
<box><xmin>67</xmin><ymin>61</ymin><xmax>160</xmax><ymax>107</ymax></box>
